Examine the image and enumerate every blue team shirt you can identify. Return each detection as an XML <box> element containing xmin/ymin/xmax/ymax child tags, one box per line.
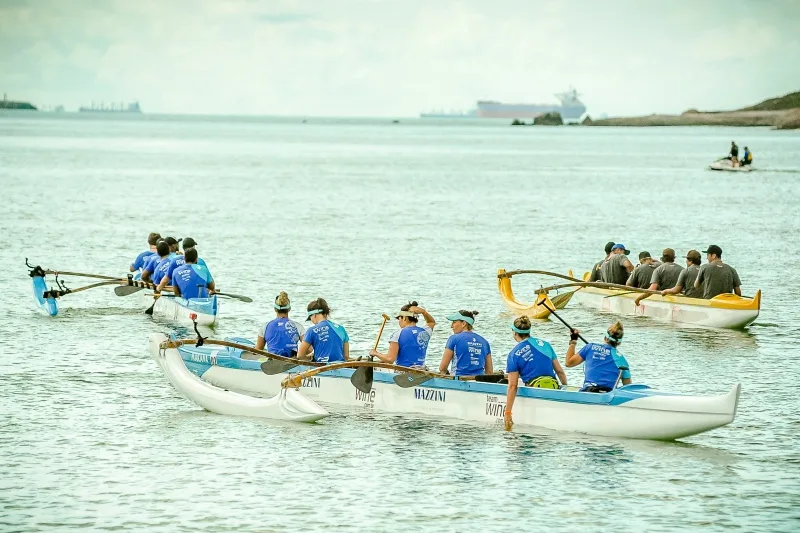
<box><xmin>577</xmin><ymin>343</ymin><xmax>631</xmax><ymax>390</ymax></box>
<box><xmin>506</xmin><ymin>338</ymin><xmax>557</xmax><ymax>383</ymax></box>
<box><xmin>141</xmin><ymin>254</ymin><xmax>162</xmax><ymax>277</ymax></box>
<box><xmin>303</xmin><ymin>320</ymin><xmax>349</xmax><ymax>363</ymax></box>
<box><xmin>171</xmin><ymin>263</ymin><xmax>213</xmax><ymax>299</ymax></box>
<box><xmin>152</xmin><ymin>253</ymin><xmax>177</xmax><ymax>285</ymax></box>
<box><xmin>445</xmin><ymin>331</ymin><xmax>491</xmax><ymax>377</ymax></box>
<box><xmin>389</xmin><ymin>325</ymin><xmax>432</xmax><ymax>367</ymax></box>
<box><xmin>131</xmin><ymin>250</ymin><xmax>155</xmax><ymax>270</ymax></box>
<box><xmin>166</xmin><ymin>254</ymin><xmax>209</xmax><ymax>281</ymax></box>
<box><xmin>262</xmin><ymin>318</ymin><xmax>305</xmax><ymax>357</ymax></box>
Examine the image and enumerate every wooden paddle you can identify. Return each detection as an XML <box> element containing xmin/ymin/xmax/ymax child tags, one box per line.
<box><xmin>536</xmin><ymin>296</ymin><xmax>589</xmax><ymax>344</ymax></box>
<box><xmin>113</xmin><ymin>280</ymin><xmax>253</xmax><ymax>303</ymax></box>
<box><xmin>281</xmin><ymin>360</ymin><xmax>441</xmax><ymax>389</ymax></box>
<box><xmin>350</xmin><ymin>313</ymin><xmax>391</xmax><ymax>394</ymax></box>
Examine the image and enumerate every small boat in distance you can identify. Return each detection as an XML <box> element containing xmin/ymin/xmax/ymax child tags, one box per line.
<box><xmin>79</xmin><ymin>101</ymin><xmax>142</xmax><ymax>113</ymax></box>
<box><xmin>709</xmin><ymin>158</ymin><xmax>754</xmax><ymax>172</ymax></box>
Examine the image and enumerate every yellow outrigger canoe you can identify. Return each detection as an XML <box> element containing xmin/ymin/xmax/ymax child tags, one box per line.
<box><xmin>497</xmin><ymin>269</ymin><xmax>574</xmax><ymax>319</ymax></box>
<box><xmin>570</xmin><ymin>271</ymin><xmax>761</xmax><ymax>329</ymax></box>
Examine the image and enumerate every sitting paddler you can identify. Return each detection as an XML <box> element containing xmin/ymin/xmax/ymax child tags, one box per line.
<box><xmin>164</xmin><ymin>237</ymin><xmax>209</xmax><ymax>282</ymax></box>
<box><xmin>504</xmin><ymin>316</ymin><xmax>568</xmax><ymax>430</ymax></box>
<box><xmin>742</xmin><ymin>146</ymin><xmax>753</xmax><ymax>166</ymax></box>
<box><xmin>166</xmin><ymin>248</ymin><xmax>215</xmax><ymax>299</ymax></box>
<box><xmin>635</xmin><ymin>248</ymin><xmax>683</xmax><ymax>304</ymax></box>
<box><xmin>370</xmin><ymin>301</ymin><xmax>435</xmax><ymax>367</ymax></box>
<box><xmin>130</xmin><ymin>232</ymin><xmax>161</xmax><ymax>272</ymax></box>
<box><xmin>695</xmin><ymin>245</ymin><xmax>741</xmax><ymax>299</ymax></box>
<box><xmin>564</xmin><ymin>321</ymin><xmax>631</xmax><ymax>393</ymax></box>
<box><xmin>626</xmin><ymin>251</ymin><xmax>660</xmax><ymax>289</ymax></box>
<box><xmin>660</xmin><ymin>250</ymin><xmax>703</xmax><ymax>298</ymax></box>
<box><xmin>589</xmin><ymin>241</ymin><xmax>615</xmax><ymax>282</ymax></box>
<box><xmin>439</xmin><ymin>310</ymin><xmax>493</xmax><ymax>377</ymax></box>
<box><xmin>600</xmin><ymin>244</ymin><xmax>634</xmax><ymax>285</ymax></box>
<box><xmin>141</xmin><ymin>240</ymin><xmax>170</xmax><ymax>283</ymax></box>
<box><xmin>256</xmin><ymin>291</ymin><xmax>306</xmax><ymax>356</ymax></box>
<box><xmin>296</xmin><ymin>298</ymin><xmax>350</xmax><ymax>363</ymax></box>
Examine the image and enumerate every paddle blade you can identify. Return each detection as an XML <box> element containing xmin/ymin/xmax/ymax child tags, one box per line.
<box><xmin>260</xmin><ymin>360</ymin><xmax>299</xmax><ymax>375</ymax></box>
<box><xmin>115</xmin><ymin>285</ymin><xmax>144</xmax><ymax>296</ymax></box>
<box><xmin>393</xmin><ymin>372</ymin><xmax>434</xmax><ymax>388</ymax></box>
<box><xmin>144</xmin><ymin>299</ymin><xmax>156</xmax><ymax>315</ymax></box>
<box><xmin>350</xmin><ymin>366</ymin><xmax>374</xmax><ymax>394</ymax></box>
<box><xmin>217</xmin><ymin>292</ymin><xmax>253</xmax><ymax>303</ymax></box>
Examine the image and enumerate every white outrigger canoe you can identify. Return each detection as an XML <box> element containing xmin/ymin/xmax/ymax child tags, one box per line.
<box><xmin>149</xmin><ymin>333</ymin><xmax>741</xmax><ymax>441</ymax></box>
<box><xmin>572</xmin><ymin>272</ymin><xmax>760</xmax><ymax>329</ymax></box>
<box><xmin>150</xmin><ymin>294</ymin><xmax>218</xmax><ymax>326</ymax></box>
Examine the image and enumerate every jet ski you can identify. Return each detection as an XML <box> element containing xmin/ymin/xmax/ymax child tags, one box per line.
<box><xmin>709</xmin><ymin>158</ymin><xmax>754</xmax><ymax>172</ymax></box>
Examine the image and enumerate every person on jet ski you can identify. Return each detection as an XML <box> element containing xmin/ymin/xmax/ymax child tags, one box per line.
<box><xmin>729</xmin><ymin>141</ymin><xmax>739</xmax><ymax>166</ymax></box>
<box><xmin>742</xmin><ymin>146</ymin><xmax>753</xmax><ymax>166</ymax></box>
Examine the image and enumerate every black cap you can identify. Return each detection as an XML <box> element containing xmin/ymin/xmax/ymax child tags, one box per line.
<box><xmin>638</xmin><ymin>251</ymin><xmax>651</xmax><ymax>260</ymax></box>
<box><xmin>164</xmin><ymin>236</ymin><xmax>179</xmax><ymax>246</ymax></box>
<box><xmin>702</xmin><ymin>244</ymin><xmax>722</xmax><ymax>256</ymax></box>
<box><xmin>604</xmin><ymin>241</ymin><xmax>616</xmax><ymax>254</ymax></box>
<box><xmin>182</xmin><ymin>237</ymin><xmax>197</xmax><ymax>249</ymax></box>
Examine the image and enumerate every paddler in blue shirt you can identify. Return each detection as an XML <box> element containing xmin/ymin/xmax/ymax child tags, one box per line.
<box><xmin>370</xmin><ymin>301</ymin><xmax>436</xmax><ymax>368</ymax></box>
<box><xmin>439</xmin><ymin>310</ymin><xmax>493</xmax><ymax>377</ymax></box>
<box><xmin>163</xmin><ymin>237</ymin><xmax>209</xmax><ymax>284</ymax></box>
<box><xmin>130</xmin><ymin>232</ymin><xmax>161</xmax><ymax>272</ymax></box>
<box><xmin>256</xmin><ymin>291</ymin><xmax>306</xmax><ymax>356</ymax></box>
<box><xmin>504</xmin><ymin>316</ymin><xmax>568</xmax><ymax>430</ymax></box>
<box><xmin>564</xmin><ymin>321</ymin><xmax>632</xmax><ymax>392</ymax></box>
<box><xmin>296</xmin><ymin>298</ymin><xmax>350</xmax><ymax>363</ymax></box>
<box><xmin>141</xmin><ymin>240</ymin><xmax>170</xmax><ymax>282</ymax></box>
<box><xmin>167</xmin><ymin>248</ymin><xmax>215</xmax><ymax>299</ymax></box>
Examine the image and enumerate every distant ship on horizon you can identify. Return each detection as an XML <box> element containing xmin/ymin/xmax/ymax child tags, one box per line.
<box><xmin>421</xmin><ymin>88</ymin><xmax>586</xmax><ymax>120</ymax></box>
<box><xmin>79</xmin><ymin>101</ymin><xmax>142</xmax><ymax>113</ymax></box>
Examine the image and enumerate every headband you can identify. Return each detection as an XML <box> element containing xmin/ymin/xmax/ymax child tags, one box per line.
<box><xmin>511</xmin><ymin>324</ymin><xmax>531</xmax><ymax>334</ymax></box>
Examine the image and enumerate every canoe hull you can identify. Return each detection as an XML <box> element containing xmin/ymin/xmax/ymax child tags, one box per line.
<box><xmin>31</xmin><ymin>275</ymin><xmax>58</xmax><ymax>317</ymax></box>
<box><xmin>149</xmin><ymin>334</ymin><xmax>740</xmax><ymax>440</ymax></box>
<box><xmin>149</xmin><ymin>334</ymin><xmax>327</xmax><ymax>422</ymax></box>
<box><xmin>573</xmin><ymin>284</ymin><xmax>760</xmax><ymax>329</ymax></box>
<box><xmin>151</xmin><ymin>294</ymin><xmax>218</xmax><ymax>326</ymax></box>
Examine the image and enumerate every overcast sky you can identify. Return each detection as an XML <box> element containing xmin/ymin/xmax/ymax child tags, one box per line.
<box><xmin>1</xmin><ymin>0</ymin><xmax>799</xmax><ymax>116</ymax></box>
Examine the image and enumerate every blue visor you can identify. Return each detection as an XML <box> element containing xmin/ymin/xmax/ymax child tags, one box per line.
<box><xmin>275</xmin><ymin>304</ymin><xmax>291</xmax><ymax>311</ymax></box>
<box><xmin>511</xmin><ymin>324</ymin><xmax>530</xmax><ymax>334</ymax></box>
<box><xmin>446</xmin><ymin>313</ymin><xmax>474</xmax><ymax>326</ymax></box>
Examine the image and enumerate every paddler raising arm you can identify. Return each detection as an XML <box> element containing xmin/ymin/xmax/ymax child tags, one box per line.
<box><xmin>504</xmin><ymin>316</ymin><xmax>567</xmax><ymax>431</ymax></box>
<box><xmin>296</xmin><ymin>298</ymin><xmax>350</xmax><ymax>363</ymax></box>
<box><xmin>564</xmin><ymin>321</ymin><xmax>631</xmax><ymax>393</ymax></box>
<box><xmin>439</xmin><ymin>310</ymin><xmax>493</xmax><ymax>377</ymax></box>
<box><xmin>370</xmin><ymin>301</ymin><xmax>435</xmax><ymax>367</ymax></box>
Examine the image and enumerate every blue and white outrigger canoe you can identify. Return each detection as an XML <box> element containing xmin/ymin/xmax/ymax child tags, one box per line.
<box><xmin>31</xmin><ymin>273</ymin><xmax>58</xmax><ymax>316</ymax></box>
<box><xmin>150</xmin><ymin>294</ymin><xmax>218</xmax><ymax>326</ymax></box>
<box><xmin>149</xmin><ymin>333</ymin><xmax>741</xmax><ymax>440</ymax></box>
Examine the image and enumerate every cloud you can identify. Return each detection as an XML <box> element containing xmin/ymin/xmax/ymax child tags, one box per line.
<box><xmin>1</xmin><ymin>0</ymin><xmax>798</xmax><ymax>116</ymax></box>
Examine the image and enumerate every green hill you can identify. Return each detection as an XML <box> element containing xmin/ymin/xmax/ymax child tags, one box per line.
<box><xmin>738</xmin><ymin>91</ymin><xmax>800</xmax><ymax>111</ymax></box>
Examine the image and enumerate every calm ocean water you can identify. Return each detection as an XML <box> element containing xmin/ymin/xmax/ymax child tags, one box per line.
<box><xmin>1</xmin><ymin>112</ymin><xmax>799</xmax><ymax>532</ymax></box>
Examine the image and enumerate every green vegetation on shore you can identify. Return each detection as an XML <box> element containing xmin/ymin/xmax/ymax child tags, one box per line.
<box><xmin>0</xmin><ymin>100</ymin><xmax>37</xmax><ymax>110</ymax></box>
<box><xmin>585</xmin><ymin>90</ymin><xmax>800</xmax><ymax>129</ymax></box>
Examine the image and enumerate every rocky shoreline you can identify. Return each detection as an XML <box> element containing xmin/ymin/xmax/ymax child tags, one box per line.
<box><xmin>584</xmin><ymin>90</ymin><xmax>800</xmax><ymax>129</ymax></box>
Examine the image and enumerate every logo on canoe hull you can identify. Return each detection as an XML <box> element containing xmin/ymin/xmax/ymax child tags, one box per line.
<box><xmin>485</xmin><ymin>395</ymin><xmax>505</xmax><ymax>418</ymax></box>
<box><xmin>355</xmin><ymin>388</ymin><xmax>376</xmax><ymax>407</ymax></box>
<box><xmin>188</xmin><ymin>352</ymin><xmax>217</xmax><ymax>366</ymax></box>
<box><xmin>301</xmin><ymin>377</ymin><xmax>321</xmax><ymax>388</ymax></box>
<box><xmin>414</xmin><ymin>388</ymin><xmax>446</xmax><ymax>402</ymax></box>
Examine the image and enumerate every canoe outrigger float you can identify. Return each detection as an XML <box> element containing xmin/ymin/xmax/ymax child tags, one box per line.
<box><xmin>570</xmin><ymin>271</ymin><xmax>761</xmax><ymax>330</ymax></box>
<box><xmin>149</xmin><ymin>333</ymin><xmax>741</xmax><ymax>441</ymax></box>
<box><xmin>497</xmin><ymin>269</ymin><xmax>574</xmax><ymax>319</ymax></box>
<box><xmin>28</xmin><ymin>261</ymin><xmax>58</xmax><ymax>316</ymax></box>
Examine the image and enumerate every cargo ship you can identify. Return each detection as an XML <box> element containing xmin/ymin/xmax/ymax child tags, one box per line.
<box><xmin>420</xmin><ymin>88</ymin><xmax>586</xmax><ymax>120</ymax></box>
<box><xmin>79</xmin><ymin>101</ymin><xmax>142</xmax><ymax>113</ymax></box>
